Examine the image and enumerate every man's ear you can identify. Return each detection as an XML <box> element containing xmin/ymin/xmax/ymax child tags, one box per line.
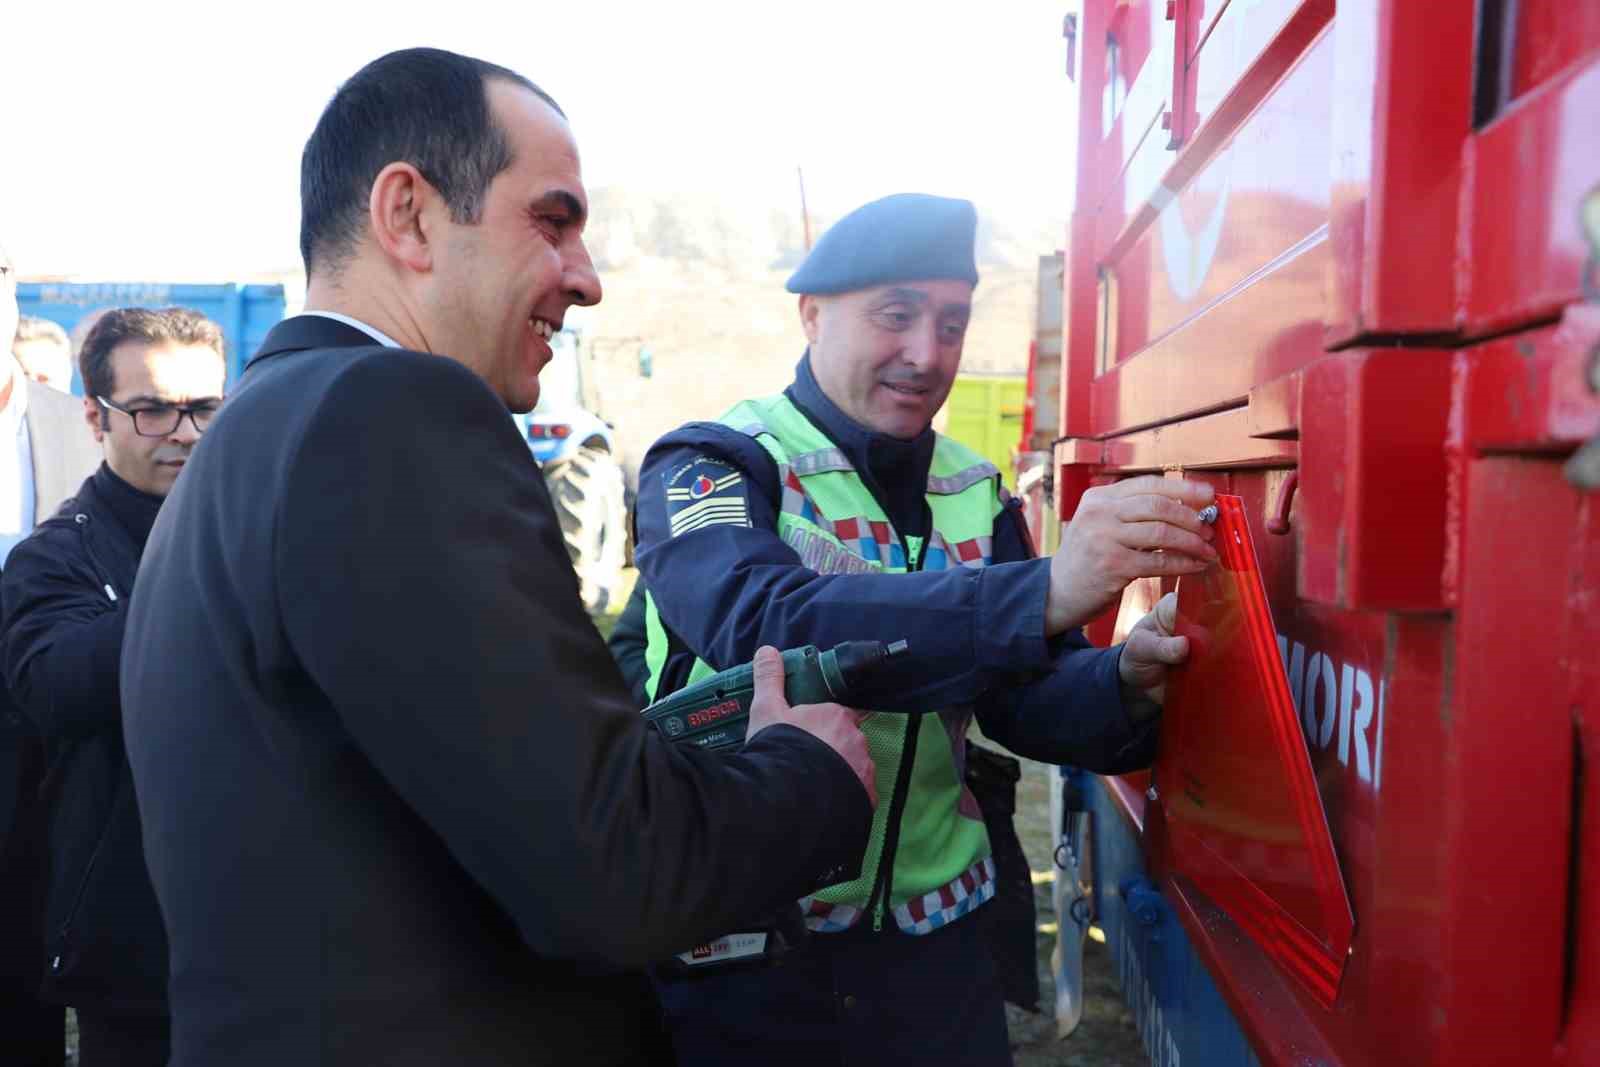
<box><xmin>82</xmin><ymin>395</ymin><xmax>105</xmax><ymax>442</ymax></box>
<box><xmin>368</xmin><ymin>162</ymin><xmax>436</xmax><ymax>274</ymax></box>
<box><xmin>798</xmin><ymin>294</ymin><xmax>822</xmax><ymax>344</ymax></box>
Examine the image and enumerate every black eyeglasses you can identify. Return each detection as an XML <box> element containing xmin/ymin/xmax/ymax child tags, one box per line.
<box><xmin>96</xmin><ymin>395</ymin><xmax>221</xmax><ymax>437</ymax></box>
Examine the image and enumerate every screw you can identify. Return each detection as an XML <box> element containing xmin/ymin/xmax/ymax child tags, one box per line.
<box><xmin>1198</xmin><ymin>504</ymin><xmax>1219</xmax><ymax>525</ymax></box>
<box><xmin>1145</xmin><ymin>785</ymin><xmax>1160</xmax><ymax>803</ymax></box>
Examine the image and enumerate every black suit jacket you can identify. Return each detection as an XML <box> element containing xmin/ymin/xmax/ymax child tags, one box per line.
<box><xmin>121</xmin><ymin>316</ymin><xmax>870</xmax><ymax>1066</ymax></box>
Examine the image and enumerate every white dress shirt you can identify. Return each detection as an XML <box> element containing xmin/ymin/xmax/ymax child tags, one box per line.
<box><xmin>301</xmin><ymin>310</ymin><xmax>402</xmax><ymax>349</ymax></box>
<box><xmin>0</xmin><ymin>359</ymin><xmax>37</xmax><ymax>566</ymax></box>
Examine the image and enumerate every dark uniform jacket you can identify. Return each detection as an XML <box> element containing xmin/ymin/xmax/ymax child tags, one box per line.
<box><xmin>635</xmin><ymin>355</ymin><xmax>1158</xmax><ymax>772</ymax></box>
<box><xmin>1</xmin><ymin>463</ymin><xmax>168</xmax><ymax>1012</ymax></box>
<box><xmin>119</xmin><ymin>316</ymin><xmax>871</xmax><ymax>1067</ymax></box>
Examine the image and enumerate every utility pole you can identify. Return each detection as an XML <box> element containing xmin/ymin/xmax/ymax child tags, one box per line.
<box><xmin>797</xmin><ymin>166</ymin><xmax>813</xmax><ymax>251</ymax></box>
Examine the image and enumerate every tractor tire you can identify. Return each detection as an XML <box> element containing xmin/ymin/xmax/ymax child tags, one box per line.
<box><xmin>544</xmin><ymin>444</ymin><xmax>628</xmax><ymax>614</ymax></box>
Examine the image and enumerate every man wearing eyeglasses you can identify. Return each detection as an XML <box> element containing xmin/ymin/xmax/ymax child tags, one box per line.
<box><xmin>0</xmin><ymin>306</ymin><xmax>224</xmax><ymax>1065</ymax></box>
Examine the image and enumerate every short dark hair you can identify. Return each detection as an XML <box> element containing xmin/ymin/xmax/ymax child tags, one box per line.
<box><xmin>298</xmin><ymin>48</ymin><xmax>563</xmax><ymax>276</ymax></box>
<box><xmin>78</xmin><ymin>307</ymin><xmax>226</xmax><ymax>400</ymax></box>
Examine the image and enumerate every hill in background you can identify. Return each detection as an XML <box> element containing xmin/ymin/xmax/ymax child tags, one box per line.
<box><xmin>573</xmin><ymin>187</ymin><xmax>1065</xmax><ymax>481</ymax></box>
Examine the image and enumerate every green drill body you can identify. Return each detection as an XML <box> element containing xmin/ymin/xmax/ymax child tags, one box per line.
<box><xmin>642</xmin><ymin>640</ymin><xmax>909</xmax><ymax>750</ymax></box>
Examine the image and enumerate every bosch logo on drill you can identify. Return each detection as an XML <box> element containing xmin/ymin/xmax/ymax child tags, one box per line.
<box><xmin>687</xmin><ymin>699</ymin><xmax>741</xmax><ymax>728</ymax></box>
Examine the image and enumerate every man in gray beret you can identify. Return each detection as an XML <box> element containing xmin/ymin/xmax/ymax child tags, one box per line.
<box><xmin>630</xmin><ymin>192</ymin><xmax>1216</xmax><ymax>1064</ymax></box>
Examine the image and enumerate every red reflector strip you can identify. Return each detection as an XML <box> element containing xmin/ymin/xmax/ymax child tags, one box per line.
<box><xmin>1157</xmin><ymin>493</ymin><xmax>1355</xmax><ymax>1009</ymax></box>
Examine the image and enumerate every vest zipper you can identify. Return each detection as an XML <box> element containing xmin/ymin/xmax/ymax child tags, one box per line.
<box><xmin>865</xmin><ymin>533</ymin><xmax>924</xmax><ymax>932</ymax></box>
<box><xmin>865</xmin><ymin>714</ymin><xmax>920</xmax><ymax>931</ymax></box>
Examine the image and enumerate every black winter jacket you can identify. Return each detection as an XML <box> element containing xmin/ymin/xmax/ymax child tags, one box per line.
<box><xmin>0</xmin><ymin>463</ymin><xmax>167</xmax><ymax>1013</ymax></box>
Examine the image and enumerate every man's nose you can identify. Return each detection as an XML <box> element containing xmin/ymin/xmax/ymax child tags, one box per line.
<box><xmin>900</xmin><ymin>321</ymin><xmax>940</xmax><ymax>371</ymax></box>
<box><xmin>169</xmin><ymin>416</ymin><xmax>202</xmax><ymax>445</ymax></box>
<box><xmin>563</xmin><ymin>240</ymin><xmax>602</xmax><ymax>308</ymax></box>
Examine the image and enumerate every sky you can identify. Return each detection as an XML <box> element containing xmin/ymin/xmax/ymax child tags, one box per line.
<box><xmin>0</xmin><ymin>0</ymin><xmax>1080</xmax><ymax>280</ymax></box>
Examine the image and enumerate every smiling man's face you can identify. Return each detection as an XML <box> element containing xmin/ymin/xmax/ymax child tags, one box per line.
<box><xmin>419</xmin><ymin>80</ymin><xmax>601</xmax><ymax>413</ymax></box>
<box><xmin>801</xmin><ymin>279</ymin><xmax>973</xmax><ymax>439</ymax></box>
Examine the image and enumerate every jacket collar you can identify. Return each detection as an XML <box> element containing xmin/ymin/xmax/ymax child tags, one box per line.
<box><xmin>784</xmin><ymin>351</ymin><xmax>937</xmax><ymax>539</ymax></box>
<box><xmin>244</xmin><ymin>314</ymin><xmax>389</xmax><ymax>374</ymax></box>
<box><xmin>89</xmin><ymin>462</ymin><xmax>164</xmax><ymax>550</ymax></box>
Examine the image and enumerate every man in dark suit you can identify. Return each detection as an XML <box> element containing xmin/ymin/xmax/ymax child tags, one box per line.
<box><xmin>121</xmin><ymin>48</ymin><xmax>876</xmax><ymax>1067</ymax></box>
<box><xmin>0</xmin><ymin>239</ymin><xmax>104</xmax><ymax>1066</ymax></box>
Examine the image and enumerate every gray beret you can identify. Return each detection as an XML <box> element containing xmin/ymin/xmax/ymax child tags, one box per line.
<box><xmin>786</xmin><ymin>193</ymin><xmax>979</xmax><ymax>295</ymax></box>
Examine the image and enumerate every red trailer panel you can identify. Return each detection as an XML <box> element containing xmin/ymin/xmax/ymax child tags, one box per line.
<box><xmin>1030</xmin><ymin>1</ymin><xmax>1600</xmax><ymax>1063</ymax></box>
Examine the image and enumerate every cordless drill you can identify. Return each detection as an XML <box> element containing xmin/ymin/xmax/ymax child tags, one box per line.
<box><xmin>642</xmin><ymin>639</ymin><xmax>909</xmax><ymax>974</ymax></box>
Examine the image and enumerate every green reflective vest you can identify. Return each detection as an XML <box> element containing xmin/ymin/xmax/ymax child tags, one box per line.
<box><xmin>644</xmin><ymin>393</ymin><xmax>1008</xmax><ymax>934</ymax></box>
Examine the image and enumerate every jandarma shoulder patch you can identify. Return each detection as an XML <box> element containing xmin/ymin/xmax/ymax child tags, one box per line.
<box><xmin>664</xmin><ymin>457</ymin><xmax>750</xmax><ymax>537</ymax></box>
